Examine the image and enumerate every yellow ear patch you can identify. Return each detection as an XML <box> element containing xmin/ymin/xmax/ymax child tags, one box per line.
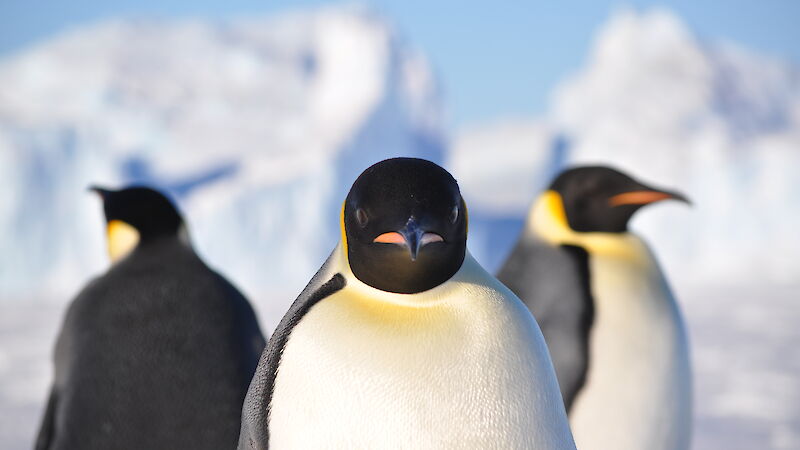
<box><xmin>463</xmin><ymin>201</ymin><xmax>469</xmax><ymax>235</ymax></box>
<box><xmin>529</xmin><ymin>190</ymin><xmax>649</xmax><ymax>262</ymax></box>
<box><xmin>528</xmin><ymin>190</ymin><xmax>573</xmax><ymax>245</ymax></box>
<box><xmin>340</xmin><ymin>201</ymin><xmax>348</xmax><ymax>256</ymax></box>
<box><xmin>543</xmin><ymin>190</ymin><xmax>570</xmax><ymax>229</ymax></box>
<box><xmin>107</xmin><ymin>220</ymin><xmax>139</xmax><ymax>263</ymax></box>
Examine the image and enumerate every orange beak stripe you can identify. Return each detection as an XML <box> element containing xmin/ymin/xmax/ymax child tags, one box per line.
<box><xmin>609</xmin><ymin>191</ymin><xmax>673</xmax><ymax>207</ymax></box>
<box><xmin>373</xmin><ymin>232</ymin><xmax>406</xmax><ymax>244</ymax></box>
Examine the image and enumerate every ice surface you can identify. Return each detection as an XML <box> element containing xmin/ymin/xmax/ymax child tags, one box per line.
<box><xmin>3</xmin><ymin>284</ymin><xmax>797</xmax><ymax>449</ymax></box>
<box><xmin>682</xmin><ymin>284</ymin><xmax>800</xmax><ymax>450</ymax></box>
<box><xmin>0</xmin><ymin>301</ymin><xmax>64</xmax><ymax>449</ymax></box>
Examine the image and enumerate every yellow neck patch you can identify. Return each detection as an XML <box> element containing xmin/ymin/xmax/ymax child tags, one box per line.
<box><xmin>340</xmin><ymin>200</ymin><xmax>349</xmax><ymax>259</ymax></box>
<box><xmin>463</xmin><ymin>200</ymin><xmax>469</xmax><ymax>235</ymax></box>
<box><xmin>107</xmin><ymin>220</ymin><xmax>140</xmax><ymax>263</ymax></box>
<box><xmin>528</xmin><ymin>191</ymin><xmax>649</xmax><ymax>262</ymax></box>
<box><xmin>528</xmin><ymin>190</ymin><xmax>572</xmax><ymax>243</ymax></box>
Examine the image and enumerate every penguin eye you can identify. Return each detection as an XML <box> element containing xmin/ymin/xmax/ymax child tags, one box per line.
<box><xmin>355</xmin><ymin>208</ymin><xmax>369</xmax><ymax>227</ymax></box>
<box><xmin>449</xmin><ymin>205</ymin><xmax>459</xmax><ymax>224</ymax></box>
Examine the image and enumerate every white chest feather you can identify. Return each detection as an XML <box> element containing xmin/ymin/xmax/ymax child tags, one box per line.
<box><xmin>269</xmin><ymin>253</ymin><xmax>575</xmax><ymax>449</ymax></box>
<box><xmin>569</xmin><ymin>242</ymin><xmax>692</xmax><ymax>450</ymax></box>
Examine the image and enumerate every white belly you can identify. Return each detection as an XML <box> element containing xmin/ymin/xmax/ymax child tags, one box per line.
<box><xmin>570</xmin><ymin>251</ymin><xmax>692</xmax><ymax>450</ymax></box>
<box><xmin>269</xmin><ymin>259</ymin><xmax>574</xmax><ymax>449</ymax></box>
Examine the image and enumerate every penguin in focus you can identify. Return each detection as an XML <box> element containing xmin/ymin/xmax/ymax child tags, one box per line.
<box><xmin>238</xmin><ymin>158</ymin><xmax>576</xmax><ymax>449</ymax></box>
<box><xmin>35</xmin><ymin>186</ymin><xmax>266</xmax><ymax>450</ymax></box>
<box><xmin>497</xmin><ymin>166</ymin><xmax>692</xmax><ymax>450</ymax></box>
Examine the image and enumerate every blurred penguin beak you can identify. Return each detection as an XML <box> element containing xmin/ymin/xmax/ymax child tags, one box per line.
<box><xmin>609</xmin><ymin>189</ymin><xmax>691</xmax><ymax>207</ymax></box>
<box><xmin>88</xmin><ymin>185</ymin><xmax>112</xmax><ymax>199</ymax></box>
<box><xmin>373</xmin><ymin>218</ymin><xmax>444</xmax><ymax>261</ymax></box>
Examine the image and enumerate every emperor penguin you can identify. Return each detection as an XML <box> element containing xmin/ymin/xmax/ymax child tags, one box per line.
<box><xmin>35</xmin><ymin>186</ymin><xmax>266</xmax><ymax>450</ymax></box>
<box><xmin>497</xmin><ymin>166</ymin><xmax>692</xmax><ymax>450</ymax></box>
<box><xmin>238</xmin><ymin>158</ymin><xmax>576</xmax><ymax>449</ymax></box>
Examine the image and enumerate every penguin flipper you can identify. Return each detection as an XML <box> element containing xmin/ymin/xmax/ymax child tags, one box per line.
<box><xmin>34</xmin><ymin>388</ymin><xmax>58</xmax><ymax>450</ymax></box>
<box><xmin>237</xmin><ymin>251</ymin><xmax>345</xmax><ymax>450</ymax></box>
<box><xmin>212</xmin><ymin>270</ymin><xmax>268</xmax><ymax>385</ymax></box>
<box><xmin>497</xmin><ymin>241</ymin><xmax>593</xmax><ymax>412</ymax></box>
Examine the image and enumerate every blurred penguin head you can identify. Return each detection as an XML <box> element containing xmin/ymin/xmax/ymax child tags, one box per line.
<box><xmin>90</xmin><ymin>186</ymin><xmax>185</xmax><ymax>263</ymax></box>
<box><xmin>342</xmin><ymin>158</ymin><xmax>468</xmax><ymax>294</ymax></box>
<box><xmin>533</xmin><ymin>166</ymin><xmax>689</xmax><ymax>240</ymax></box>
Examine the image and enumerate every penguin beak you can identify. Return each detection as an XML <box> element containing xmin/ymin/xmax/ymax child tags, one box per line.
<box><xmin>88</xmin><ymin>185</ymin><xmax>112</xmax><ymax>199</ymax></box>
<box><xmin>608</xmin><ymin>189</ymin><xmax>691</xmax><ymax>207</ymax></box>
<box><xmin>373</xmin><ymin>218</ymin><xmax>444</xmax><ymax>261</ymax></box>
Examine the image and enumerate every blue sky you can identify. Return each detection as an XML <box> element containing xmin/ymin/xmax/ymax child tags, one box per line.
<box><xmin>1</xmin><ymin>1</ymin><xmax>798</xmax><ymax>127</ymax></box>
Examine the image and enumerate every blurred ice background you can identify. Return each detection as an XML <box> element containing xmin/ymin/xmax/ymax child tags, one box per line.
<box><xmin>0</xmin><ymin>5</ymin><xmax>798</xmax><ymax>449</ymax></box>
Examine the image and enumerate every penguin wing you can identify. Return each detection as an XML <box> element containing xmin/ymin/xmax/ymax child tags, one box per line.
<box><xmin>497</xmin><ymin>241</ymin><xmax>593</xmax><ymax>412</ymax></box>
<box><xmin>237</xmin><ymin>251</ymin><xmax>346</xmax><ymax>450</ymax></box>
<box><xmin>33</xmin><ymin>279</ymin><xmax>92</xmax><ymax>450</ymax></box>
<box><xmin>34</xmin><ymin>388</ymin><xmax>58</xmax><ymax>450</ymax></box>
<box><xmin>209</xmin><ymin>270</ymin><xmax>268</xmax><ymax>385</ymax></box>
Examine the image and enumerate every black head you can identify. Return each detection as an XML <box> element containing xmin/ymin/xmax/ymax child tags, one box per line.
<box><xmin>343</xmin><ymin>158</ymin><xmax>468</xmax><ymax>294</ymax></box>
<box><xmin>90</xmin><ymin>185</ymin><xmax>184</xmax><ymax>240</ymax></box>
<box><xmin>550</xmin><ymin>166</ymin><xmax>689</xmax><ymax>233</ymax></box>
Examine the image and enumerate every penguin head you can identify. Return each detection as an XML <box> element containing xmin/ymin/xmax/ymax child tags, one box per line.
<box><xmin>342</xmin><ymin>158</ymin><xmax>468</xmax><ymax>294</ymax></box>
<box><xmin>544</xmin><ymin>166</ymin><xmax>689</xmax><ymax>234</ymax></box>
<box><xmin>90</xmin><ymin>186</ymin><xmax>185</xmax><ymax>262</ymax></box>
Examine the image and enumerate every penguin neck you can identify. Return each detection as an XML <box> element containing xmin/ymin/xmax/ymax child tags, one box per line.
<box><xmin>526</xmin><ymin>193</ymin><xmax>651</xmax><ymax>265</ymax></box>
<box><xmin>333</xmin><ymin>242</ymin><xmax>476</xmax><ymax>308</ymax></box>
<box><xmin>110</xmin><ymin>226</ymin><xmax>193</xmax><ymax>266</ymax></box>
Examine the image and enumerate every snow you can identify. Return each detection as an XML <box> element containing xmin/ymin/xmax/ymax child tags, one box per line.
<box><xmin>683</xmin><ymin>284</ymin><xmax>800</xmax><ymax>449</ymax></box>
<box><xmin>0</xmin><ymin>301</ymin><xmax>64</xmax><ymax>449</ymax></box>
<box><xmin>3</xmin><ymin>285</ymin><xmax>797</xmax><ymax>449</ymax></box>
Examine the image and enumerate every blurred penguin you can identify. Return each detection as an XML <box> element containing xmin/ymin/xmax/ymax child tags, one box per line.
<box><xmin>497</xmin><ymin>166</ymin><xmax>692</xmax><ymax>450</ymax></box>
<box><xmin>35</xmin><ymin>186</ymin><xmax>265</xmax><ymax>450</ymax></box>
<box><xmin>238</xmin><ymin>158</ymin><xmax>576</xmax><ymax>449</ymax></box>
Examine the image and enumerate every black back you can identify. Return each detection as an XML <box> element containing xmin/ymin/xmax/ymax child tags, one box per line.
<box><xmin>35</xmin><ymin>238</ymin><xmax>265</xmax><ymax>450</ymax></box>
<box><xmin>497</xmin><ymin>237</ymin><xmax>593</xmax><ymax>412</ymax></box>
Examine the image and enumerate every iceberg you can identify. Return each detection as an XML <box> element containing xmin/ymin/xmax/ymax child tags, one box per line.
<box><xmin>0</xmin><ymin>6</ymin><xmax>445</xmax><ymax>306</ymax></box>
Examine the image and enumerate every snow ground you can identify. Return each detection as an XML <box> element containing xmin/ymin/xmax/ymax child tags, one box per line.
<box><xmin>1</xmin><ymin>284</ymin><xmax>797</xmax><ymax>449</ymax></box>
<box><xmin>0</xmin><ymin>300</ymin><xmax>63</xmax><ymax>449</ymax></box>
<box><xmin>682</xmin><ymin>284</ymin><xmax>800</xmax><ymax>449</ymax></box>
